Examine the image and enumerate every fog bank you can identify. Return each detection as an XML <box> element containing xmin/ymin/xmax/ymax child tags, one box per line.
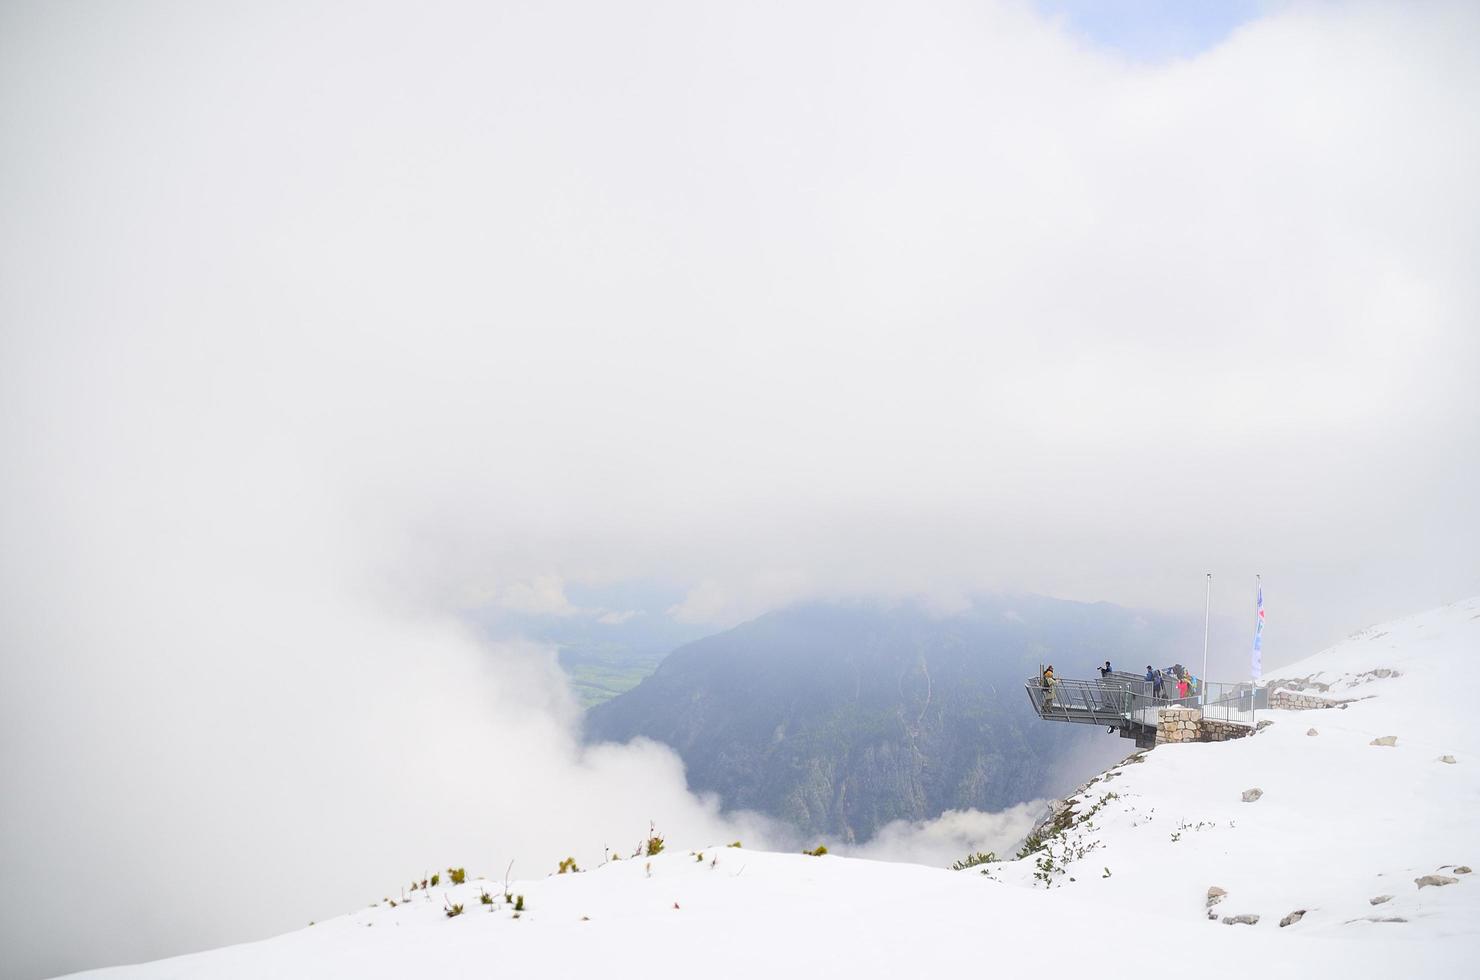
<box><xmin>3</xmin><ymin>1</ymin><xmax>1479</xmax><ymax>977</ymax></box>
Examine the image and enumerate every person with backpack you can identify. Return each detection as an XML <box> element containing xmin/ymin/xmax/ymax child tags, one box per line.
<box><xmin>1152</xmin><ymin>668</ymin><xmax>1165</xmax><ymax>698</ymax></box>
<box><xmin>1099</xmin><ymin>660</ymin><xmax>1113</xmax><ymax>678</ymax></box>
<box><xmin>1041</xmin><ymin>665</ymin><xmax>1057</xmax><ymax>708</ymax></box>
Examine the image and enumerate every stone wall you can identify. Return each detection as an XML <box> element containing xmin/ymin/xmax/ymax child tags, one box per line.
<box><xmin>1155</xmin><ymin>706</ymin><xmax>1254</xmax><ymax>745</ymax></box>
<box><xmin>1201</xmin><ymin>719</ymin><xmax>1251</xmax><ymax>742</ymax></box>
<box><xmin>1269</xmin><ymin>689</ymin><xmax>1347</xmax><ymax>711</ymax></box>
<box><xmin>1156</xmin><ymin>707</ymin><xmax>1202</xmax><ymax>744</ymax></box>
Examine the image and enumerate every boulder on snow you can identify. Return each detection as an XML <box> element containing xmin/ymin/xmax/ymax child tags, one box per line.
<box><xmin>1370</xmin><ymin>736</ymin><xmax>1398</xmax><ymax>747</ymax></box>
<box><xmin>1438</xmin><ymin>755</ymin><xmax>1457</xmax><ymax>764</ymax></box>
<box><xmin>1221</xmin><ymin>914</ymin><xmax>1259</xmax><ymax>925</ymax></box>
<box><xmin>1279</xmin><ymin>910</ymin><xmax>1306</xmax><ymax>927</ymax></box>
<box><xmin>1307</xmin><ymin>728</ymin><xmax>1319</xmax><ymax>736</ymax></box>
<box><xmin>1206</xmin><ymin>886</ymin><xmax>1227</xmax><ymax>908</ymax></box>
<box><xmin>1369</xmin><ymin>895</ymin><xmax>1393</xmax><ymax>905</ymax></box>
<box><xmin>1454</xmin><ymin>866</ymin><xmax>1472</xmax><ymax>874</ymax></box>
<box><xmin>1241</xmin><ymin>788</ymin><xmax>1263</xmax><ymax>803</ymax></box>
<box><xmin>1414</xmin><ymin>875</ymin><xmax>1458</xmax><ymax>889</ymax></box>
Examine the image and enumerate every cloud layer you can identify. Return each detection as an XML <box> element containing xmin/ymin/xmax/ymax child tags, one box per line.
<box><xmin>3</xmin><ymin>1</ymin><xmax>1479</xmax><ymax>977</ymax></box>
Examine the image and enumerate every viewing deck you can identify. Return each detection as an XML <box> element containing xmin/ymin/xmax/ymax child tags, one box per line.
<box><xmin>1025</xmin><ymin>671</ymin><xmax>1264</xmax><ymax>748</ymax></box>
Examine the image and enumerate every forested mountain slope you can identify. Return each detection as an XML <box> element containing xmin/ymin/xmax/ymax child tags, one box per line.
<box><xmin>585</xmin><ymin>596</ymin><xmax>1205</xmax><ymax>840</ymax></box>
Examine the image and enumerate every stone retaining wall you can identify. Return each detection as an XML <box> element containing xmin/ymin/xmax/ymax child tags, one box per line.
<box><xmin>1156</xmin><ymin>707</ymin><xmax>1203</xmax><ymax>744</ymax></box>
<box><xmin>1269</xmin><ymin>689</ymin><xmax>1347</xmax><ymax>711</ymax></box>
<box><xmin>1201</xmin><ymin>719</ymin><xmax>1250</xmax><ymax>742</ymax></box>
<box><xmin>1155</xmin><ymin>706</ymin><xmax>1254</xmax><ymax>745</ymax></box>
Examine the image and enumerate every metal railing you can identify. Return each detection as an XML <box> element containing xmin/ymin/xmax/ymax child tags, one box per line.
<box><xmin>1027</xmin><ymin>670</ymin><xmax>1261</xmax><ymax>731</ymax></box>
<box><xmin>1026</xmin><ymin>675</ymin><xmax>1143</xmax><ymax>728</ymax></box>
<box><xmin>1199</xmin><ymin>681</ymin><xmax>1267</xmax><ymax>726</ymax></box>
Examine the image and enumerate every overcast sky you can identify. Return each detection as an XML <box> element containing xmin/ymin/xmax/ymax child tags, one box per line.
<box><xmin>3</xmin><ymin>1</ymin><xmax>1479</xmax><ymax>977</ymax></box>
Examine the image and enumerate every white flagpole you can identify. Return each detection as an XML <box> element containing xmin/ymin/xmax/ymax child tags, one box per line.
<box><xmin>1201</xmin><ymin>572</ymin><xmax>1212</xmax><ymax>705</ymax></box>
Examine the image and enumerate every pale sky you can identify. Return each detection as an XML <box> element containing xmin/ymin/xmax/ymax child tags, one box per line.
<box><xmin>3</xmin><ymin>2</ymin><xmax>1479</xmax><ymax>977</ymax></box>
<box><xmin>1037</xmin><ymin>0</ymin><xmax>1273</xmax><ymax>60</ymax></box>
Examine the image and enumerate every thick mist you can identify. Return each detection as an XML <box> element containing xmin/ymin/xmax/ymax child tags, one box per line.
<box><xmin>3</xmin><ymin>1</ymin><xmax>1479</xmax><ymax>978</ymax></box>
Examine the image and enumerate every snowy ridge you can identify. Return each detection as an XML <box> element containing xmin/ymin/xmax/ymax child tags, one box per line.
<box><xmin>67</xmin><ymin>599</ymin><xmax>1480</xmax><ymax>979</ymax></box>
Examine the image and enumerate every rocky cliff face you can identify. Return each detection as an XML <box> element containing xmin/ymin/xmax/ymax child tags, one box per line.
<box><xmin>585</xmin><ymin>596</ymin><xmax>1205</xmax><ymax>841</ymax></box>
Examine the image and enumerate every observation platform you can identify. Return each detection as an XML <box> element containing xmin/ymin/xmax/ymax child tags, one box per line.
<box><xmin>1025</xmin><ymin>670</ymin><xmax>1263</xmax><ymax>749</ymax></box>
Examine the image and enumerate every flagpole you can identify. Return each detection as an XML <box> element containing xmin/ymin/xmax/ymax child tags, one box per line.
<box><xmin>1201</xmin><ymin>572</ymin><xmax>1212</xmax><ymax>705</ymax></box>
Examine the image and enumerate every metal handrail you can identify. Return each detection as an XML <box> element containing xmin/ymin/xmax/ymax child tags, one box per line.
<box><xmin>1026</xmin><ymin>676</ymin><xmax>1133</xmax><ymax>726</ymax></box>
<box><xmin>1027</xmin><ymin>670</ymin><xmax>1257</xmax><ymax>731</ymax></box>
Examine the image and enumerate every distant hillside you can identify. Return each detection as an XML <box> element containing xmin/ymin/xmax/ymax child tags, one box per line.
<box><xmin>584</xmin><ymin>595</ymin><xmax>1209</xmax><ymax>841</ymax></box>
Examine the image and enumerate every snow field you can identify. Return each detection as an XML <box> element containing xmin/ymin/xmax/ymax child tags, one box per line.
<box><xmin>65</xmin><ymin>598</ymin><xmax>1480</xmax><ymax>979</ymax></box>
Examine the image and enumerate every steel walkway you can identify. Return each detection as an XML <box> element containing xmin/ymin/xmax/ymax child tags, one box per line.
<box><xmin>1024</xmin><ymin>670</ymin><xmax>1261</xmax><ymax>748</ymax></box>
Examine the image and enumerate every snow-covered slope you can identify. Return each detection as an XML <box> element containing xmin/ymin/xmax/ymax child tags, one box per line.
<box><xmin>986</xmin><ymin>596</ymin><xmax>1480</xmax><ymax>934</ymax></box>
<box><xmin>65</xmin><ymin>599</ymin><xmax>1480</xmax><ymax>979</ymax></box>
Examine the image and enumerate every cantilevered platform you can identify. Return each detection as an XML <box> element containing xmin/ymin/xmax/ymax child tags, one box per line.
<box><xmin>1024</xmin><ymin>671</ymin><xmax>1261</xmax><ymax>749</ymax></box>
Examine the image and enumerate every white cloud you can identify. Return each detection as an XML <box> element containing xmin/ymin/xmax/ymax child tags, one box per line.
<box><xmin>843</xmin><ymin>804</ymin><xmax>1048</xmax><ymax>869</ymax></box>
<box><xmin>494</xmin><ymin>574</ymin><xmax>582</xmax><ymax>617</ymax></box>
<box><xmin>2</xmin><ymin>1</ymin><xmax>1478</xmax><ymax>976</ymax></box>
<box><xmin>667</xmin><ymin>572</ymin><xmax>815</xmax><ymax>626</ymax></box>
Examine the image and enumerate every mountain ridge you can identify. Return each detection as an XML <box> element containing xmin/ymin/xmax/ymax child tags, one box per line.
<box><xmin>584</xmin><ymin>593</ymin><xmax>1215</xmax><ymax>840</ymax></box>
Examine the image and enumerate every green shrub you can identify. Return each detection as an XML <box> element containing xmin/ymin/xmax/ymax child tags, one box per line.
<box><xmin>447</xmin><ymin>867</ymin><xmax>466</xmax><ymax>885</ymax></box>
<box><xmin>514</xmin><ymin>895</ymin><xmax>525</xmax><ymax>912</ymax></box>
<box><xmin>430</xmin><ymin>872</ymin><xmax>441</xmax><ymax>887</ymax></box>
<box><xmin>479</xmin><ymin>891</ymin><xmax>493</xmax><ymax>905</ymax></box>
<box><xmin>727</xmin><ymin>841</ymin><xmax>742</xmax><ymax>849</ymax></box>
<box><xmin>950</xmin><ymin>851</ymin><xmax>997</xmax><ymax>871</ymax></box>
<box><xmin>803</xmin><ymin>845</ymin><xmax>828</xmax><ymax>857</ymax></box>
<box><xmin>445</xmin><ymin>902</ymin><xmax>464</xmax><ymax>919</ymax></box>
<box><xmin>558</xmin><ymin>857</ymin><xmax>579</xmax><ymax>874</ymax></box>
<box><xmin>645</xmin><ymin>835</ymin><xmax>665</xmax><ymax>857</ymax></box>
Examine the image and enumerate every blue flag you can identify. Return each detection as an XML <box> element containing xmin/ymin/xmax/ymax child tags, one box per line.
<box><xmin>1251</xmin><ymin>580</ymin><xmax>1264</xmax><ymax>680</ymax></box>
